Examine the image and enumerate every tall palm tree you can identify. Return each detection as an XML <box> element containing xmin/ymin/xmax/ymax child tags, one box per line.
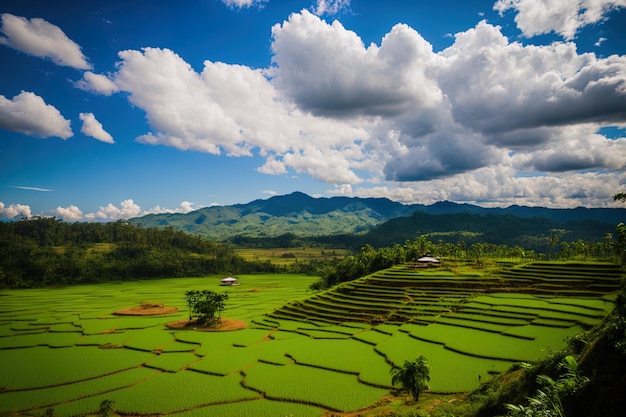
<box><xmin>390</xmin><ymin>355</ymin><xmax>430</xmax><ymax>402</ymax></box>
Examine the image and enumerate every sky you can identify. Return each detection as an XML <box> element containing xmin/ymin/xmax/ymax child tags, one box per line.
<box><xmin>1</xmin><ymin>0</ymin><xmax>625</xmax><ymax>221</ymax></box>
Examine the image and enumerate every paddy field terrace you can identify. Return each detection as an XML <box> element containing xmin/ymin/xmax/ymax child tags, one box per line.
<box><xmin>0</xmin><ymin>261</ymin><xmax>622</xmax><ymax>416</ymax></box>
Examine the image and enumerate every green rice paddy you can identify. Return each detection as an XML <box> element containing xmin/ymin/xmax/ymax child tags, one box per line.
<box><xmin>0</xmin><ymin>263</ymin><xmax>622</xmax><ymax>416</ymax></box>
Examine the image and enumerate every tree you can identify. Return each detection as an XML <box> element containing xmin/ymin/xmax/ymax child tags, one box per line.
<box><xmin>615</xmin><ymin>223</ymin><xmax>626</xmax><ymax>265</ymax></box>
<box><xmin>613</xmin><ymin>192</ymin><xmax>626</xmax><ymax>202</ymax></box>
<box><xmin>390</xmin><ymin>355</ymin><xmax>430</xmax><ymax>402</ymax></box>
<box><xmin>97</xmin><ymin>400</ymin><xmax>115</xmax><ymax>417</ymax></box>
<box><xmin>184</xmin><ymin>290</ymin><xmax>228</xmax><ymax>326</ymax></box>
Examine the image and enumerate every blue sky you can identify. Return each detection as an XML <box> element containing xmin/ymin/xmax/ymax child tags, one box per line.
<box><xmin>1</xmin><ymin>0</ymin><xmax>625</xmax><ymax>221</ymax></box>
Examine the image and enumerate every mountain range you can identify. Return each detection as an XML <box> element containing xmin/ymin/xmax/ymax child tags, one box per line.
<box><xmin>129</xmin><ymin>192</ymin><xmax>625</xmax><ymax>246</ymax></box>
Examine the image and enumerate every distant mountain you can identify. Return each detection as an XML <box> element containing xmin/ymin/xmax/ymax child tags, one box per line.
<box><xmin>129</xmin><ymin>192</ymin><xmax>418</xmax><ymax>240</ymax></box>
<box><xmin>129</xmin><ymin>192</ymin><xmax>626</xmax><ymax>244</ymax></box>
<box><xmin>356</xmin><ymin>212</ymin><xmax>618</xmax><ymax>251</ymax></box>
<box><xmin>416</xmin><ymin>201</ymin><xmax>625</xmax><ymax>225</ymax></box>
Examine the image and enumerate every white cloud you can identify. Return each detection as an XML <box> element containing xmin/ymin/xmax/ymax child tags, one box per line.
<box><xmin>142</xmin><ymin>201</ymin><xmax>200</xmax><ymax>215</ymax></box>
<box><xmin>0</xmin><ymin>202</ymin><xmax>32</xmax><ymax>219</ymax></box>
<box><xmin>82</xmin><ymin>10</ymin><xmax>626</xmax><ymax>207</ymax></box>
<box><xmin>494</xmin><ymin>0</ymin><xmax>626</xmax><ymax>40</ymax></box>
<box><xmin>0</xmin><ymin>91</ymin><xmax>72</xmax><ymax>139</ymax></box>
<box><xmin>85</xmin><ymin>199</ymin><xmax>142</xmax><ymax>221</ymax></box>
<box><xmin>110</xmin><ymin>46</ymin><xmax>367</xmax><ymax>183</ymax></box>
<box><xmin>269</xmin><ymin>11</ymin><xmax>442</xmax><ymax>117</ymax></box>
<box><xmin>511</xmin><ymin>125</ymin><xmax>626</xmax><ymax>172</ymax></box>
<box><xmin>220</xmin><ymin>0</ymin><xmax>267</xmax><ymax>9</ymax></box>
<box><xmin>345</xmin><ymin>167</ymin><xmax>626</xmax><ymax>208</ymax></box>
<box><xmin>9</xmin><ymin>185</ymin><xmax>53</xmax><ymax>192</ymax></box>
<box><xmin>54</xmin><ymin>205</ymin><xmax>83</xmax><ymax>221</ymax></box>
<box><xmin>257</xmin><ymin>157</ymin><xmax>287</xmax><ymax>175</ymax></box>
<box><xmin>438</xmin><ymin>21</ymin><xmax>626</xmax><ymax>138</ymax></box>
<box><xmin>311</xmin><ymin>0</ymin><xmax>351</xmax><ymax>16</ymax></box>
<box><xmin>75</xmin><ymin>72</ymin><xmax>120</xmax><ymax>95</ymax></box>
<box><xmin>79</xmin><ymin>112</ymin><xmax>115</xmax><ymax>144</ymax></box>
<box><xmin>595</xmin><ymin>37</ymin><xmax>608</xmax><ymax>47</ymax></box>
<box><xmin>79</xmin><ymin>200</ymin><xmax>200</xmax><ymax>221</ymax></box>
<box><xmin>0</xmin><ymin>13</ymin><xmax>91</xmax><ymax>69</ymax></box>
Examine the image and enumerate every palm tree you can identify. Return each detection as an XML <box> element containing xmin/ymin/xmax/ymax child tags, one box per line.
<box><xmin>390</xmin><ymin>355</ymin><xmax>430</xmax><ymax>402</ymax></box>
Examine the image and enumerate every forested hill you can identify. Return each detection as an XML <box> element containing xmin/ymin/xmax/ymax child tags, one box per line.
<box><xmin>128</xmin><ymin>192</ymin><xmax>625</xmax><ymax>242</ymax></box>
<box><xmin>354</xmin><ymin>212</ymin><xmax>618</xmax><ymax>252</ymax></box>
<box><xmin>0</xmin><ymin>219</ymin><xmax>277</xmax><ymax>288</ymax></box>
<box><xmin>129</xmin><ymin>191</ymin><xmax>418</xmax><ymax>239</ymax></box>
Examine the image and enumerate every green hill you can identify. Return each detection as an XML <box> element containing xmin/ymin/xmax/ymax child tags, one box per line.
<box><xmin>128</xmin><ymin>192</ymin><xmax>624</xmax><ymax>252</ymax></box>
<box><xmin>129</xmin><ymin>192</ymin><xmax>418</xmax><ymax>239</ymax></box>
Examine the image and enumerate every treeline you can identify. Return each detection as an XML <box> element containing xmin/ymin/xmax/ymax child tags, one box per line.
<box><xmin>311</xmin><ymin>227</ymin><xmax>626</xmax><ymax>290</ymax></box>
<box><xmin>0</xmin><ymin>218</ymin><xmax>278</xmax><ymax>288</ymax></box>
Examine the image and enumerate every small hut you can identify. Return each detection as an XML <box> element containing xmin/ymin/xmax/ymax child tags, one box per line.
<box><xmin>416</xmin><ymin>256</ymin><xmax>441</xmax><ymax>267</ymax></box>
<box><xmin>220</xmin><ymin>277</ymin><xmax>239</xmax><ymax>286</ymax></box>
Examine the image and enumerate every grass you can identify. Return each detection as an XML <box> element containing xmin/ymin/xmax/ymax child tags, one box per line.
<box><xmin>0</xmin><ymin>367</ymin><xmax>157</xmax><ymax>415</ymax></box>
<box><xmin>0</xmin><ymin>263</ymin><xmax>621</xmax><ymax>416</ymax></box>
<box><xmin>171</xmin><ymin>399</ymin><xmax>323</xmax><ymax>417</ymax></box>
<box><xmin>144</xmin><ymin>352</ymin><xmax>201</xmax><ymax>372</ymax></box>
<box><xmin>243</xmin><ymin>362</ymin><xmax>389</xmax><ymax>412</ymax></box>
<box><xmin>0</xmin><ymin>346</ymin><xmax>153</xmax><ymax>390</ymax></box>
<box><xmin>236</xmin><ymin>247</ymin><xmax>349</xmax><ymax>266</ymax></box>
<box><xmin>109</xmin><ymin>371</ymin><xmax>259</xmax><ymax>414</ymax></box>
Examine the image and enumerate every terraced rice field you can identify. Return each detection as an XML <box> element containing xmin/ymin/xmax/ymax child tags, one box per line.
<box><xmin>0</xmin><ymin>263</ymin><xmax>622</xmax><ymax>416</ymax></box>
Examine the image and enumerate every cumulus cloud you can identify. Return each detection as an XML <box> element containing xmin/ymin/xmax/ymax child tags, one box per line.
<box><xmin>69</xmin><ymin>9</ymin><xmax>625</xmax><ymax>207</ymax></box>
<box><xmin>79</xmin><ymin>112</ymin><xmax>115</xmax><ymax>143</ymax></box>
<box><xmin>0</xmin><ymin>202</ymin><xmax>32</xmax><ymax>219</ymax></box>
<box><xmin>511</xmin><ymin>125</ymin><xmax>626</xmax><ymax>172</ymax></box>
<box><xmin>494</xmin><ymin>0</ymin><xmax>626</xmax><ymax>40</ymax></box>
<box><xmin>75</xmin><ymin>72</ymin><xmax>120</xmax><ymax>95</ymax></box>
<box><xmin>269</xmin><ymin>11</ymin><xmax>442</xmax><ymax>117</ymax></box>
<box><xmin>142</xmin><ymin>201</ymin><xmax>199</xmax><ymax>215</ymax></box>
<box><xmin>343</xmin><ymin>166</ymin><xmax>626</xmax><ymax>208</ymax></box>
<box><xmin>438</xmin><ymin>21</ymin><xmax>626</xmax><ymax>138</ymax></box>
<box><xmin>220</xmin><ymin>0</ymin><xmax>267</xmax><ymax>9</ymax></box>
<box><xmin>0</xmin><ymin>91</ymin><xmax>72</xmax><ymax>138</ymax></box>
<box><xmin>311</xmin><ymin>0</ymin><xmax>351</xmax><ymax>16</ymax></box>
<box><xmin>257</xmin><ymin>157</ymin><xmax>288</xmax><ymax>175</ymax></box>
<box><xmin>0</xmin><ymin>13</ymin><xmax>91</xmax><ymax>69</ymax></box>
<box><xmin>77</xmin><ymin>200</ymin><xmax>201</xmax><ymax>221</ymax></box>
<box><xmin>54</xmin><ymin>205</ymin><xmax>83</xmax><ymax>221</ymax></box>
<box><xmin>84</xmin><ymin>199</ymin><xmax>142</xmax><ymax>221</ymax></box>
<box><xmin>109</xmin><ymin>45</ymin><xmax>367</xmax><ymax>183</ymax></box>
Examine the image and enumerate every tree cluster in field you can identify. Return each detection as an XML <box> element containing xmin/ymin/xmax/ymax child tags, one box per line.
<box><xmin>0</xmin><ymin>218</ymin><xmax>279</xmax><ymax>288</ymax></box>
<box><xmin>184</xmin><ymin>290</ymin><xmax>228</xmax><ymax>326</ymax></box>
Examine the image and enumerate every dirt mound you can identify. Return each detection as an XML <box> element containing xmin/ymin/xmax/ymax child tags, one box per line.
<box><xmin>166</xmin><ymin>318</ymin><xmax>248</xmax><ymax>331</ymax></box>
<box><xmin>114</xmin><ymin>305</ymin><xmax>178</xmax><ymax>316</ymax></box>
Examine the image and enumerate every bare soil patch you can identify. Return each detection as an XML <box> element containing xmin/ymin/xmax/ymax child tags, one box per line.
<box><xmin>114</xmin><ymin>303</ymin><xmax>178</xmax><ymax>316</ymax></box>
<box><xmin>166</xmin><ymin>318</ymin><xmax>248</xmax><ymax>332</ymax></box>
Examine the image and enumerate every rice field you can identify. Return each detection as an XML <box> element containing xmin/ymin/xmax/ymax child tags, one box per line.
<box><xmin>0</xmin><ymin>263</ymin><xmax>622</xmax><ymax>416</ymax></box>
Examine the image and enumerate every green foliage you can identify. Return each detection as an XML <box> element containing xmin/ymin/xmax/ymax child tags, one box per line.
<box><xmin>97</xmin><ymin>399</ymin><xmax>115</xmax><ymax>417</ymax></box>
<box><xmin>505</xmin><ymin>356</ymin><xmax>588</xmax><ymax>417</ymax></box>
<box><xmin>615</xmin><ymin>222</ymin><xmax>626</xmax><ymax>265</ymax></box>
<box><xmin>390</xmin><ymin>356</ymin><xmax>431</xmax><ymax>402</ymax></box>
<box><xmin>0</xmin><ymin>218</ymin><xmax>279</xmax><ymax>288</ymax></box>
<box><xmin>613</xmin><ymin>192</ymin><xmax>626</xmax><ymax>202</ymax></box>
<box><xmin>184</xmin><ymin>290</ymin><xmax>228</xmax><ymax>326</ymax></box>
